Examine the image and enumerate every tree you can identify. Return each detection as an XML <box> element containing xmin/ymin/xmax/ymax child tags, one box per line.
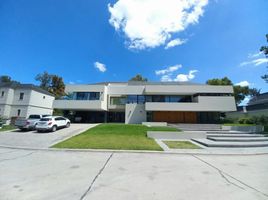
<box><xmin>249</xmin><ymin>88</ymin><xmax>261</xmax><ymax>97</ymax></box>
<box><xmin>260</xmin><ymin>34</ymin><xmax>268</xmax><ymax>83</ymax></box>
<box><xmin>35</xmin><ymin>71</ymin><xmax>65</xmax><ymax>98</ymax></box>
<box><xmin>206</xmin><ymin>77</ymin><xmax>250</xmax><ymax>105</ymax></box>
<box><xmin>129</xmin><ymin>74</ymin><xmax>148</xmax><ymax>82</ymax></box>
<box><xmin>35</xmin><ymin>71</ymin><xmax>52</xmax><ymax>90</ymax></box>
<box><xmin>0</xmin><ymin>75</ymin><xmax>11</xmax><ymax>83</ymax></box>
<box><xmin>50</xmin><ymin>75</ymin><xmax>65</xmax><ymax>98</ymax></box>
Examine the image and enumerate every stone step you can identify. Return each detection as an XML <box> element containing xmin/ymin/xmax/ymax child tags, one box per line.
<box><xmin>192</xmin><ymin>139</ymin><xmax>268</xmax><ymax>148</ymax></box>
<box><xmin>206</xmin><ymin>133</ymin><xmax>266</xmax><ymax>138</ymax></box>
<box><xmin>171</xmin><ymin>124</ymin><xmax>222</xmax><ymax>131</ymax></box>
<box><xmin>207</xmin><ymin>131</ymin><xmax>254</xmax><ymax>134</ymax></box>
<box><xmin>207</xmin><ymin>137</ymin><xmax>268</xmax><ymax>142</ymax></box>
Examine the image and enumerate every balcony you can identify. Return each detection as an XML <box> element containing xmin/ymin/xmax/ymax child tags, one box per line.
<box><xmin>53</xmin><ymin>100</ymin><xmax>106</xmax><ymax>111</ymax></box>
<box><xmin>145</xmin><ymin>96</ymin><xmax>236</xmax><ymax>112</ymax></box>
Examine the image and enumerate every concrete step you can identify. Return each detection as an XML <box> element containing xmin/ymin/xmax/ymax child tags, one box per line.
<box><xmin>207</xmin><ymin>131</ymin><xmax>254</xmax><ymax>134</ymax></box>
<box><xmin>207</xmin><ymin>137</ymin><xmax>268</xmax><ymax>142</ymax></box>
<box><xmin>206</xmin><ymin>133</ymin><xmax>266</xmax><ymax>138</ymax></box>
<box><xmin>172</xmin><ymin>124</ymin><xmax>222</xmax><ymax>131</ymax></box>
<box><xmin>192</xmin><ymin>139</ymin><xmax>268</xmax><ymax>148</ymax></box>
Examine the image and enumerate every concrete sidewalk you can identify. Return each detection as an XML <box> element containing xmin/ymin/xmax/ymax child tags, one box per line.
<box><xmin>0</xmin><ymin>147</ymin><xmax>267</xmax><ymax>200</ymax></box>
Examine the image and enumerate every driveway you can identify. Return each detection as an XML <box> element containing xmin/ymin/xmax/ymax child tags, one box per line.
<box><xmin>0</xmin><ymin>148</ymin><xmax>267</xmax><ymax>200</ymax></box>
<box><xmin>0</xmin><ymin>123</ymin><xmax>97</xmax><ymax>148</ymax></box>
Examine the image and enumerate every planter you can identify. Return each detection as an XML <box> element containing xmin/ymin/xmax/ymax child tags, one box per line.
<box><xmin>222</xmin><ymin>125</ymin><xmax>264</xmax><ymax>133</ymax></box>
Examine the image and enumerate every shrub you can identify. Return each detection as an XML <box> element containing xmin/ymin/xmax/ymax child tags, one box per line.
<box><xmin>238</xmin><ymin>117</ymin><xmax>254</xmax><ymax>124</ymax></box>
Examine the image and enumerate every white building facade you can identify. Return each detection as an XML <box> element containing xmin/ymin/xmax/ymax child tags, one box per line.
<box><xmin>53</xmin><ymin>82</ymin><xmax>237</xmax><ymax>124</ymax></box>
<box><xmin>0</xmin><ymin>83</ymin><xmax>55</xmax><ymax>119</ymax></box>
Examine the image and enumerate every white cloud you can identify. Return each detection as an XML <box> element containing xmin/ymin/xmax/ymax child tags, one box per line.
<box><xmin>155</xmin><ymin>64</ymin><xmax>182</xmax><ymax>75</ymax></box>
<box><xmin>94</xmin><ymin>61</ymin><xmax>107</xmax><ymax>72</ymax></box>
<box><xmin>155</xmin><ymin>64</ymin><xmax>198</xmax><ymax>82</ymax></box>
<box><xmin>174</xmin><ymin>70</ymin><xmax>198</xmax><ymax>82</ymax></box>
<box><xmin>235</xmin><ymin>81</ymin><xmax>250</xmax><ymax>87</ymax></box>
<box><xmin>69</xmin><ymin>81</ymin><xmax>75</xmax><ymax>84</ymax></box>
<box><xmin>240</xmin><ymin>51</ymin><xmax>268</xmax><ymax>67</ymax></box>
<box><xmin>165</xmin><ymin>38</ymin><xmax>187</xmax><ymax>49</ymax></box>
<box><xmin>108</xmin><ymin>0</ymin><xmax>208</xmax><ymax>50</ymax></box>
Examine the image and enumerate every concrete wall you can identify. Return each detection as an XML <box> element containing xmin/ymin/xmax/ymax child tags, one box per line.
<box><xmin>147</xmin><ymin>131</ymin><xmax>206</xmax><ymax>139</ymax></box>
<box><xmin>125</xmin><ymin>104</ymin><xmax>146</xmax><ymax>124</ymax></box>
<box><xmin>0</xmin><ymin>88</ymin><xmax>14</xmax><ymax>105</ymax></box>
<box><xmin>226</xmin><ymin>109</ymin><xmax>268</xmax><ymax>118</ymax></box>
<box><xmin>53</xmin><ymin>100</ymin><xmax>105</xmax><ymax>111</ymax></box>
<box><xmin>28</xmin><ymin>90</ymin><xmax>54</xmax><ymax>109</ymax></box>
<box><xmin>65</xmin><ymin>84</ymin><xmax>105</xmax><ymax>93</ymax></box>
<box><xmin>26</xmin><ymin>106</ymin><xmax>53</xmax><ymax>117</ymax></box>
<box><xmin>107</xmin><ymin>85</ymin><xmax>145</xmax><ymax>95</ymax></box>
<box><xmin>12</xmin><ymin>89</ymin><xmax>31</xmax><ymax>105</ymax></box>
<box><xmin>145</xmin><ymin>96</ymin><xmax>236</xmax><ymax>112</ymax></box>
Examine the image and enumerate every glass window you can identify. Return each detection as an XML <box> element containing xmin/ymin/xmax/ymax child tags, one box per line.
<box><xmin>110</xmin><ymin>97</ymin><xmax>126</xmax><ymax>105</ymax></box>
<box><xmin>127</xmin><ymin>95</ymin><xmax>138</xmax><ymax>104</ymax></box>
<box><xmin>138</xmin><ymin>95</ymin><xmax>145</xmax><ymax>104</ymax></box>
<box><xmin>28</xmin><ymin>115</ymin><xmax>41</xmax><ymax>119</ymax></box>
<box><xmin>89</xmin><ymin>92</ymin><xmax>100</xmax><ymax>100</ymax></box>
<box><xmin>19</xmin><ymin>93</ymin><xmax>24</xmax><ymax>100</ymax></box>
<box><xmin>1</xmin><ymin>91</ymin><xmax>4</xmax><ymax>97</ymax></box>
<box><xmin>17</xmin><ymin>109</ymin><xmax>21</xmax><ymax>116</ymax></box>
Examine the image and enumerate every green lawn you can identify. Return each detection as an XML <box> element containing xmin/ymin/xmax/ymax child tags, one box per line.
<box><xmin>223</xmin><ymin>123</ymin><xmax>256</xmax><ymax>126</ymax></box>
<box><xmin>53</xmin><ymin>123</ymin><xmax>178</xmax><ymax>151</ymax></box>
<box><xmin>164</xmin><ymin>141</ymin><xmax>201</xmax><ymax>149</ymax></box>
<box><xmin>0</xmin><ymin>125</ymin><xmax>16</xmax><ymax>132</ymax></box>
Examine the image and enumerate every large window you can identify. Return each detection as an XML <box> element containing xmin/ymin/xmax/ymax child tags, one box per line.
<box><xmin>19</xmin><ymin>93</ymin><xmax>24</xmax><ymax>100</ymax></box>
<box><xmin>75</xmin><ymin>92</ymin><xmax>100</xmax><ymax>100</ymax></box>
<box><xmin>110</xmin><ymin>97</ymin><xmax>126</xmax><ymax>105</ymax></box>
<box><xmin>126</xmin><ymin>95</ymin><xmax>192</xmax><ymax>103</ymax></box>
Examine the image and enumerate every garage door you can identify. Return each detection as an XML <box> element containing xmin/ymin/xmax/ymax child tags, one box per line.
<box><xmin>153</xmin><ymin>111</ymin><xmax>197</xmax><ymax>123</ymax></box>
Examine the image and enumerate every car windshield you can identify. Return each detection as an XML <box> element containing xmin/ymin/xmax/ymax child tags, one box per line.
<box><xmin>28</xmin><ymin>115</ymin><xmax>40</xmax><ymax>119</ymax></box>
<box><xmin>40</xmin><ymin>118</ymin><xmax>51</xmax><ymax>121</ymax></box>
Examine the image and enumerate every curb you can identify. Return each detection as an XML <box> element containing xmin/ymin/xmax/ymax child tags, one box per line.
<box><xmin>0</xmin><ymin>144</ymin><xmax>268</xmax><ymax>156</ymax></box>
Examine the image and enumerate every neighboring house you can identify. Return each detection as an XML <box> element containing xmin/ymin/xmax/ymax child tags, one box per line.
<box><xmin>226</xmin><ymin>92</ymin><xmax>268</xmax><ymax>118</ymax></box>
<box><xmin>53</xmin><ymin>82</ymin><xmax>236</xmax><ymax>124</ymax></box>
<box><xmin>0</xmin><ymin>82</ymin><xmax>55</xmax><ymax>119</ymax></box>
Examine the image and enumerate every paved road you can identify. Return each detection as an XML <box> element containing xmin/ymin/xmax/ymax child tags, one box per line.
<box><xmin>0</xmin><ymin>124</ymin><xmax>97</xmax><ymax>148</ymax></box>
<box><xmin>0</xmin><ymin>148</ymin><xmax>267</xmax><ymax>200</ymax></box>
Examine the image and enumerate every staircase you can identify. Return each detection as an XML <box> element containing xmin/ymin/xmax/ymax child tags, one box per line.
<box><xmin>192</xmin><ymin>131</ymin><xmax>268</xmax><ymax>148</ymax></box>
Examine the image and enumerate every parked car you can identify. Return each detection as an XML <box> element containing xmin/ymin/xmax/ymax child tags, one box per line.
<box><xmin>36</xmin><ymin>116</ymin><xmax>70</xmax><ymax>132</ymax></box>
<box><xmin>15</xmin><ymin>114</ymin><xmax>52</xmax><ymax>131</ymax></box>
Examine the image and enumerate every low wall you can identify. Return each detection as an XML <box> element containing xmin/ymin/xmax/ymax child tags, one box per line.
<box><xmin>142</xmin><ymin>122</ymin><xmax>167</xmax><ymax>127</ymax></box>
<box><xmin>147</xmin><ymin>131</ymin><xmax>206</xmax><ymax>140</ymax></box>
<box><xmin>222</xmin><ymin>125</ymin><xmax>264</xmax><ymax>133</ymax></box>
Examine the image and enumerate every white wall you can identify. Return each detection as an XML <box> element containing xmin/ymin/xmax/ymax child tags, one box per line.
<box><xmin>65</xmin><ymin>84</ymin><xmax>105</xmax><ymax>93</ymax></box>
<box><xmin>125</xmin><ymin>104</ymin><xmax>146</xmax><ymax>124</ymax></box>
<box><xmin>26</xmin><ymin>106</ymin><xmax>53</xmax><ymax>117</ymax></box>
<box><xmin>145</xmin><ymin>96</ymin><xmax>236</xmax><ymax>112</ymax></box>
<box><xmin>28</xmin><ymin>90</ymin><xmax>54</xmax><ymax>108</ymax></box>
<box><xmin>0</xmin><ymin>88</ymin><xmax>14</xmax><ymax>105</ymax></box>
<box><xmin>53</xmin><ymin>100</ymin><xmax>105</xmax><ymax>111</ymax></box>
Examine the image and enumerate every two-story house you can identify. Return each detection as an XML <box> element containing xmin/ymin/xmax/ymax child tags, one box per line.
<box><xmin>0</xmin><ymin>82</ymin><xmax>55</xmax><ymax>119</ymax></box>
<box><xmin>53</xmin><ymin>82</ymin><xmax>236</xmax><ymax>124</ymax></box>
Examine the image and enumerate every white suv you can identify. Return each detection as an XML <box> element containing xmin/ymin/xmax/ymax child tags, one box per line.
<box><xmin>36</xmin><ymin>116</ymin><xmax>70</xmax><ymax>132</ymax></box>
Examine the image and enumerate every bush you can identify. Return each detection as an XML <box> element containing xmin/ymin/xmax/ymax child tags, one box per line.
<box><xmin>220</xmin><ymin>117</ymin><xmax>236</xmax><ymax>124</ymax></box>
<box><xmin>238</xmin><ymin>117</ymin><xmax>254</xmax><ymax>124</ymax></box>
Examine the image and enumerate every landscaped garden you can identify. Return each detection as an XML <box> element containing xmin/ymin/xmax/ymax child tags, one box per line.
<box><xmin>53</xmin><ymin>123</ymin><xmax>178</xmax><ymax>150</ymax></box>
<box><xmin>163</xmin><ymin>141</ymin><xmax>201</xmax><ymax>149</ymax></box>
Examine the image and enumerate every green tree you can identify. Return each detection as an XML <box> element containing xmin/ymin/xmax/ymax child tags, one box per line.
<box><xmin>35</xmin><ymin>71</ymin><xmax>52</xmax><ymax>90</ymax></box>
<box><xmin>206</xmin><ymin>77</ymin><xmax>250</xmax><ymax>105</ymax></box>
<box><xmin>249</xmin><ymin>88</ymin><xmax>261</xmax><ymax>97</ymax></box>
<box><xmin>35</xmin><ymin>71</ymin><xmax>65</xmax><ymax>98</ymax></box>
<box><xmin>129</xmin><ymin>74</ymin><xmax>148</xmax><ymax>82</ymax></box>
<box><xmin>0</xmin><ymin>75</ymin><xmax>12</xmax><ymax>83</ymax></box>
<box><xmin>260</xmin><ymin>34</ymin><xmax>268</xmax><ymax>82</ymax></box>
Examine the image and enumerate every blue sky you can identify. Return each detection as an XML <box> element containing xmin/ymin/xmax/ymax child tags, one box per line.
<box><xmin>0</xmin><ymin>0</ymin><xmax>267</xmax><ymax>93</ymax></box>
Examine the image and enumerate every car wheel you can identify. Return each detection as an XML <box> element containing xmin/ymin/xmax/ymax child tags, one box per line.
<box><xmin>51</xmin><ymin>125</ymin><xmax>57</xmax><ymax>132</ymax></box>
<box><xmin>37</xmin><ymin>130</ymin><xmax>42</xmax><ymax>133</ymax></box>
<box><xmin>66</xmin><ymin>122</ymin><xmax>70</xmax><ymax>128</ymax></box>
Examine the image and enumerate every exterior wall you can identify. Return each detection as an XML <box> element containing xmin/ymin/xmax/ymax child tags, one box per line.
<box><xmin>26</xmin><ymin>106</ymin><xmax>53</xmax><ymax>117</ymax></box>
<box><xmin>0</xmin><ymin>88</ymin><xmax>14</xmax><ymax>105</ymax></box>
<box><xmin>28</xmin><ymin>90</ymin><xmax>54</xmax><ymax>109</ymax></box>
<box><xmin>53</xmin><ymin>100</ymin><xmax>105</xmax><ymax>111</ymax></box>
<box><xmin>12</xmin><ymin>89</ymin><xmax>31</xmax><ymax>105</ymax></box>
<box><xmin>10</xmin><ymin>105</ymin><xmax>28</xmax><ymax>118</ymax></box>
<box><xmin>226</xmin><ymin>109</ymin><xmax>268</xmax><ymax>118</ymax></box>
<box><xmin>146</xmin><ymin>96</ymin><xmax>236</xmax><ymax>112</ymax></box>
<box><xmin>65</xmin><ymin>84</ymin><xmax>105</xmax><ymax>93</ymax></box>
<box><xmin>107</xmin><ymin>84</ymin><xmax>145</xmax><ymax>95</ymax></box>
<box><xmin>125</xmin><ymin>104</ymin><xmax>146</xmax><ymax>124</ymax></box>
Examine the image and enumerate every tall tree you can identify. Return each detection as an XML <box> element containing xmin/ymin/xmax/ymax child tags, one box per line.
<box><xmin>129</xmin><ymin>74</ymin><xmax>148</xmax><ymax>82</ymax></box>
<box><xmin>260</xmin><ymin>34</ymin><xmax>268</xmax><ymax>82</ymax></box>
<box><xmin>0</xmin><ymin>75</ymin><xmax>12</xmax><ymax>83</ymax></box>
<box><xmin>249</xmin><ymin>88</ymin><xmax>261</xmax><ymax>97</ymax></box>
<box><xmin>35</xmin><ymin>71</ymin><xmax>65</xmax><ymax>98</ymax></box>
<box><xmin>35</xmin><ymin>71</ymin><xmax>52</xmax><ymax>90</ymax></box>
<box><xmin>206</xmin><ymin>77</ymin><xmax>250</xmax><ymax>105</ymax></box>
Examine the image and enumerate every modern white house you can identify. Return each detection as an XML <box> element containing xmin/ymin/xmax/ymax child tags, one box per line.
<box><xmin>0</xmin><ymin>82</ymin><xmax>55</xmax><ymax>119</ymax></box>
<box><xmin>53</xmin><ymin>82</ymin><xmax>236</xmax><ymax>124</ymax></box>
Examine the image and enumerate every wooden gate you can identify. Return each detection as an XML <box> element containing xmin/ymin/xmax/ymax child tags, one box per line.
<box><xmin>153</xmin><ymin>111</ymin><xmax>197</xmax><ymax>123</ymax></box>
